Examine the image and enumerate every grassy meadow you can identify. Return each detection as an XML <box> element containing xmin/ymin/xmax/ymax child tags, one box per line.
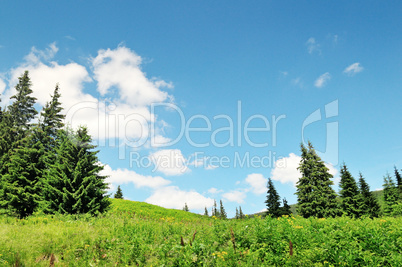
<box><xmin>1</xmin><ymin>199</ymin><xmax>402</xmax><ymax>266</ymax></box>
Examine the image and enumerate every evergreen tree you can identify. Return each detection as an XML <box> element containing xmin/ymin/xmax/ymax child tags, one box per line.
<box><xmin>38</xmin><ymin>84</ymin><xmax>65</xmax><ymax>154</ymax></box>
<box><xmin>204</xmin><ymin>206</ymin><xmax>209</xmax><ymax>216</ymax></box>
<box><xmin>43</xmin><ymin>127</ymin><xmax>110</xmax><ymax>215</ymax></box>
<box><xmin>280</xmin><ymin>198</ymin><xmax>292</xmax><ymax>216</ymax></box>
<box><xmin>212</xmin><ymin>199</ymin><xmax>220</xmax><ymax>217</ymax></box>
<box><xmin>8</xmin><ymin>71</ymin><xmax>38</xmax><ymax>131</ymax></box>
<box><xmin>383</xmin><ymin>173</ymin><xmax>398</xmax><ymax>216</ymax></box>
<box><xmin>183</xmin><ymin>203</ymin><xmax>189</xmax><ymax>212</ymax></box>
<box><xmin>235</xmin><ymin>207</ymin><xmax>239</xmax><ymax>219</ymax></box>
<box><xmin>358</xmin><ymin>172</ymin><xmax>380</xmax><ymax>218</ymax></box>
<box><xmin>394</xmin><ymin>166</ymin><xmax>402</xmax><ymax>200</ymax></box>
<box><xmin>219</xmin><ymin>200</ymin><xmax>227</xmax><ymax>219</ymax></box>
<box><xmin>296</xmin><ymin>142</ymin><xmax>339</xmax><ymax>218</ymax></box>
<box><xmin>239</xmin><ymin>206</ymin><xmax>245</xmax><ymax>219</ymax></box>
<box><xmin>114</xmin><ymin>185</ymin><xmax>123</xmax><ymax>199</ymax></box>
<box><xmin>0</xmin><ymin>130</ymin><xmax>44</xmax><ymax>217</ymax></box>
<box><xmin>265</xmin><ymin>178</ymin><xmax>281</xmax><ymax>217</ymax></box>
<box><xmin>339</xmin><ymin>163</ymin><xmax>360</xmax><ymax>217</ymax></box>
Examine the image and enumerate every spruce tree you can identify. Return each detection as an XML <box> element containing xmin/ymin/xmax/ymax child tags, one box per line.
<box><xmin>296</xmin><ymin>142</ymin><xmax>339</xmax><ymax>218</ymax></box>
<box><xmin>212</xmin><ymin>199</ymin><xmax>220</xmax><ymax>217</ymax></box>
<box><xmin>383</xmin><ymin>173</ymin><xmax>398</xmax><ymax>216</ymax></box>
<box><xmin>394</xmin><ymin>166</ymin><xmax>402</xmax><ymax>200</ymax></box>
<box><xmin>239</xmin><ymin>206</ymin><xmax>244</xmax><ymax>219</ymax></box>
<box><xmin>235</xmin><ymin>207</ymin><xmax>239</xmax><ymax>219</ymax></box>
<box><xmin>8</xmin><ymin>71</ymin><xmax>38</xmax><ymax>131</ymax></box>
<box><xmin>204</xmin><ymin>207</ymin><xmax>209</xmax><ymax>216</ymax></box>
<box><xmin>43</xmin><ymin>127</ymin><xmax>110</xmax><ymax>215</ymax></box>
<box><xmin>280</xmin><ymin>198</ymin><xmax>292</xmax><ymax>216</ymax></box>
<box><xmin>219</xmin><ymin>200</ymin><xmax>227</xmax><ymax>219</ymax></box>
<box><xmin>358</xmin><ymin>172</ymin><xmax>380</xmax><ymax>217</ymax></box>
<box><xmin>265</xmin><ymin>178</ymin><xmax>281</xmax><ymax>217</ymax></box>
<box><xmin>114</xmin><ymin>185</ymin><xmax>123</xmax><ymax>199</ymax></box>
<box><xmin>0</xmin><ymin>130</ymin><xmax>44</xmax><ymax>217</ymax></box>
<box><xmin>339</xmin><ymin>163</ymin><xmax>360</xmax><ymax>217</ymax></box>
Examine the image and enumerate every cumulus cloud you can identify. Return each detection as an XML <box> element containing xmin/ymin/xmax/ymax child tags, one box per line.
<box><xmin>222</xmin><ymin>190</ymin><xmax>247</xmax><ymax>204</ymax></box>
<box><xmin>101</xmin><ymin>164</ymin><xmax>171</xmax><ymax>192</ymax></box>
<box><xmin>146</xmin><ymin>186</ymin><xmax>214</xmax><ymax>210</ymax></box>
<box><xmin>245</xmin><ymin>173</ymin><xmax>268</xmax><ymax>195</ymax></box>
<box><xmin>343</xmin><ymin>62</ymin><xmax>364</xmax><ymax>76</ymax></box>
<box><xmin>0</xmin><ymin>78</ymin><xmax>5</xmax><ymax>95</ymax></box>
<box><xmin>149</xmin><ymin>149</ymin><xmax>190</xmax><ymax>176</ymax></box>
<box><xmin>306</xmin><ymin>37</ymin><xmax>321</xmax><ymax>54</ymax></box>
<box><xmin>314</xmin><ymin>72</ymin><xmax>331</xmax><ymax>88</ymax></box>
<box><xmin>2</xmin><ymin>43</ymin><xmax>172</xmax><ymax>148</ymax></box>
<box><xmin>92</xmin><ymin>46</ymin><xmax>171</xmax><ymax>107</ymax></box>
<box><xmin>271</xmin><ymin>153</ymin><xmax>338</xmax><ymax>186</ymax></box>
<box><xmin>207</xmin><ymin>187</ymin><xmax>223</xmax><ymax>194</ymax></box>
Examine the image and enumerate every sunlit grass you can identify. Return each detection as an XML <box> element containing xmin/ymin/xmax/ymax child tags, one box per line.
<box><xmin>1</xmin><ymin>199</ymin><xmax>401</xmax><ymax>266</ymax></box>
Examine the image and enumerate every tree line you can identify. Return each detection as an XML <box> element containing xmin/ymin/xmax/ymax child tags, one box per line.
<box><xmin>266</xmin><ymin>141</ymin><xmax>402</xmax><ymax>218</ymax></box>
<box><xmin>0</xmin><ymin>71</ymin><xmax>110</xmax><ymax>218</ymax></box>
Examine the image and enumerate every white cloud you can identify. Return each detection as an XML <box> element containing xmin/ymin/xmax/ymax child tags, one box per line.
<box><xmin>207</xmin><ymin>187</ymin><xmax>223</xmax><ymax>194</ymax></box>
<box><xmin>101</xmin><ymin>164</ymin><xmax>171</xmax><ymax>191</ymax></box>
<box><xmin>343</xmin><ymin>62</ymin><xmax>364</xmax><ymax>76</ymax></box>
<box><xmin>92</xmin><ymin>46</ymin><xmax>171</xmax><ymax>107</ymax></box>
<box><xmin>2</xmin><ymin>44</ymin><xmax>172</xmax><ymax>146</ymax></box>
<box><xmin>0</xmin><ymin>78</ymin><xmax>5</xmax><ymax>95</ymax></box>
<box><xmin>222</xmin><ymin>190</ymin><xmax>247</xmax><ymax>204</ymax></box>
<box><xmin>245</xmin><ymin>173</ymin><xmax>268</xmax><ymax>195</ymax></box>
<box><xmin>146</xmin><ymin>186</ymin><xmax>214</xmax><ymax>210</ymax></box>
<box><xmin>205</xmin><ymin>164</ymin><xmax>218</xmax><ymax>170</ymax></box>
<box><xmin>314</xmin><ymin>72</ymin><xmax>331</xmax><ymax>88</ymax></box>
<box><xmin>271</xmin><ymin>153</ymin><xmax>338</xmax><ymax>186</ymax></box>
<box><xmin>149</xmin><ymin>149</ymin><xmax>190</xmax><ymax>176</ymax></box>
<box><xmin>306</xmin><ymin>37</ymin><xmax>321</xmax><ymax>54</ymax></box>
<box><xmin>271</xmin><ymin>153</ymin><xmax>301</xmax><ymax>185</ymax></box>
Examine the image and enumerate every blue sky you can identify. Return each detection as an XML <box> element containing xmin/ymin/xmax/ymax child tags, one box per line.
<box><xmin>1</xmin><ymin>1</ymin><xmax>402</xmax><ymax>216</ymax></box>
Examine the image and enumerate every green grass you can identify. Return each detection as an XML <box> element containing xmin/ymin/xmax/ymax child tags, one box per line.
<box><xmin>1</xmin><ymin>198</ymin><xmax>402</xmax><ymax>266</ymax></box>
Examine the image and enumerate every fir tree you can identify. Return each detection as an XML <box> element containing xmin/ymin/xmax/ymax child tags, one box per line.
<box><xmin>212</xmin><ymin>199</ymin><xmax>220</xmax><ymax>217</ymax></box>
<box><xmin>394</xmin><ymin>166</ymin><xmax>402</xmax><ymax>200</ymax></box>
<box><xmin>358</xmin><ymin>172</ymin><xmax>380</xmax><ymax>218</ymax></box>
<box><xmin>8</xmin><ymin>71</ymin><xmax>38</xmax><ymax>131</ymax></box>
<box><xmin>280</xmin><ymin>198</ymin><xmax>292</xmax><ymax>216</ymax></box>
<box><xmin>219</xmin><ymin>200</ymin><xmax>227</xmax><ymax>219</ymax></box>
<box><xmin>265</xmin><ymin>178</ymin><xmax>281</xmax><ymax>217</ymax></box>
<box><xmin>235</xmin><ymin>207</ymin><xmax>239</xmax><ymax>219</ymax></box>
<box><xmin>114</xmin><ymin>185</ymin><xmax>123</xmax><ymax>199</ymax></box>
<box><xmin>239</xmin><ymin>206</ymin><xmax>245</xmax><ymax>219</ymax></box>
<box><xmin>296</xmin><ymin>142</ymin><xmax>339</xmax><ymax>218</ymax></box>
<box><xmin>0</xmin><ymin>130</ymin><xmax>44</xmax><ymax>217</ymax></box>
<box><xmin>339</xmin><ymin>163</ymin><xmax>360</xmax><ymax>217</ymax></box>
<box><xmin>43</xmin><ymin>127</ymin><xmax>110</xmax><ymax>215</ymax></box>
<box><xmin>383</xmin><ymin>173</ymin><xmax>398</xmax><ymax>216</ymax></box>
<box><xmin>204</xmin><ymin>207</ymin><xmax>209</xmax><ymax>216</ymax></box>
<box><xmin>183</xmin><ymin>203</ymin><xmax>189</xmax><ymax>212</ymax></box>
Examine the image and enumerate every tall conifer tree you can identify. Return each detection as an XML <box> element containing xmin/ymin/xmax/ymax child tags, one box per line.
<box><xmin>358</xmin><ymin>172</ymin><xmax>380</xmax><ymax>217</ymax></box>
<box><xmin>339</xmin><ymin>163</ymin><xmax>360</xmax><ymax>217</ymax></box>
<box><xmin>265</xmin><ymin>178</ymin><xmax>281</xmax><ymax>217</ymax></box>
<box><xmin>296</xmin><ymin>142</ymin><xmax>339</xmax><ymax>218</ymax></box>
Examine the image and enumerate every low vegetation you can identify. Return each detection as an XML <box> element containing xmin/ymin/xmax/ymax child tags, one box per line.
<box><xmin>1</xmin><ymin>199</ymin><xmax>402</xmax><ymax>266</ymax></box>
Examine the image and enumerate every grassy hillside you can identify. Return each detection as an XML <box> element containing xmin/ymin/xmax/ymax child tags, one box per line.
<box><xmin>1</xmin><ymin>198</ymin><xmax>402</xmax><ymax>266</ymax></box>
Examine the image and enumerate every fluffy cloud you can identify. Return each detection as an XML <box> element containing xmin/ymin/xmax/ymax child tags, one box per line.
<box><xmin>92</xmin><ymin>46</ymin><xmax>171</xmax><ymax>107</ymax></box>
<box><xmin>146</xmin><ymin>186</ymin><xmax>214</xmax><ymax>210</ymax></box>
<box><xmin>2</xmin><ymin>44</ymin><xmax>172</xmax><ymax>147</ymax></box>
<box><xmin>149</xmin><ymin>149</ymin><xmax>190</xmax><ymax>176</ymax></box>
<box><xmin>0</xmin><ymin>78</ymin><xmax>5</xmax><ymax>95</ymax></box>
<box><xmin>306</xmin><ymin>37</ymin><xmax>321</xmax><ymax>54</ymax></box>
<box><xmin>343</xmin><ymin>62</ymin><xmax>364</xmax><ymax>76</ymax></box>
<box><xmin>314</xmin><ymin>72</ymin><xmax>331</xmax><ymax>88</ymax></box>
<box><xmin>271</xmin><ymin>153</ymin><xmax>338</xmax><ymax>186</ymax></box>
<box><xmin>207</xmin><ymin>187</ymin><xmax>223</xmax><ymax>194</ymax></box>
<box><xmin>102</xmin><ymin>164</ymin><xmax>171</xmax><ymax>191</ymax></box>
<box><xmin>222</xmin><ymin>190</ymin><xmax>247</xmax><ymax>204</ymax></box>
<box><xmin>245</xmin><ymin>173</ymin><xmax>268</xmax><ymax>195</ymax></box>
